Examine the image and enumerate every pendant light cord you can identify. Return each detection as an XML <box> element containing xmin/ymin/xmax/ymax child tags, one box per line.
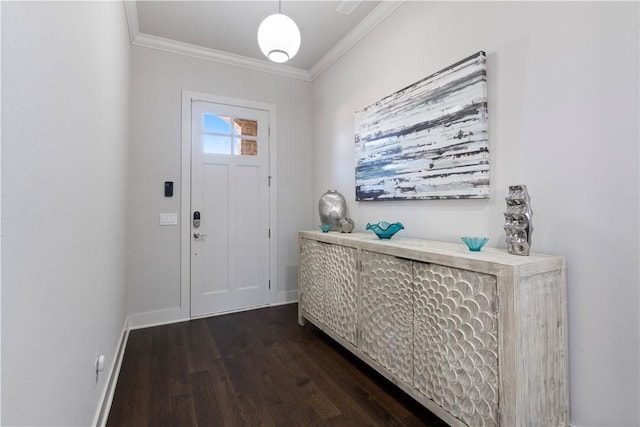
<box><xmin>278</xmin><ymin>0</ymin><xmax>282</xmax><ymax>14</ymax></box>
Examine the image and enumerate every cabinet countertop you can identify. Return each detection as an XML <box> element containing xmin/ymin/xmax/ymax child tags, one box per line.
<box><xmin>299</xmin><ymin>231</ymin><xmax>564</xmax><ymax>274</ymax></box>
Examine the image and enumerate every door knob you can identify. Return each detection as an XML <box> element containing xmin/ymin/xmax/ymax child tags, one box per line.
<box><xmin>193</xmin><ymin>232</ymin><xmax>207</xmax><ymax>239</ymax></box>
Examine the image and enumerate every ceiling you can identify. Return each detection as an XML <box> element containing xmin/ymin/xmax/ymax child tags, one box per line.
<box><xmin>124</xmin><ymin>1</ymin><xmax>404</xmax><ymax>81</ymax></box>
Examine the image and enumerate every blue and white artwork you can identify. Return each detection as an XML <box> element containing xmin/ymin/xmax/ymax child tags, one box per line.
<box><xmin>355</xmin><ymin>51</ymin><xmax>489</xmax><ymax>201</ymax></box>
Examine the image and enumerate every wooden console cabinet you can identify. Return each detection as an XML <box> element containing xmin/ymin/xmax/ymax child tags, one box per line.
<box><xmin>298</xmin><ymin>231</ymin><xmax>569</xmax><ymax>427</ymax></box>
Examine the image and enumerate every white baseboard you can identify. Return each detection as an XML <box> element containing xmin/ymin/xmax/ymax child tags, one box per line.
<box><xmin>92</xmin><ymin>318</ymin><xmax>130</xmax><ymax>427</ymax></box>
<box><xmin>127</xmin><ymin>299</ymin><xmax>298</xmax><ymax>330</ymax></box>
<box><xmin>127</xmin><ymin>306</ymin><xmax>187</xmax><ymax>330</ymax></box>
<box><xmin>270</xmin><ymin>298</ymin><xmax>298</xmax><ymax>308</ymax></box>
<box><xmin>274</xmin><ymin>290</ymin><xmax>298</xmax><ymax>305</ymax></box>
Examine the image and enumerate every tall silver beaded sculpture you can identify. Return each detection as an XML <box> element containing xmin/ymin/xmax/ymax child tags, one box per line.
<box><xmin>504</xmin><ymin>185</ymin><xmax>533</xmax><ymax>256</ymax></box>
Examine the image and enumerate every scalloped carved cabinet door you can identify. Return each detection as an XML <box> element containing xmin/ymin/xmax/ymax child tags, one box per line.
<box><xmin>360</xmin><ymin>251</ymin><xmax>414</xmax><ymax>384</ymax></box>
<box><xmin>299</xmin><ymin>239</ymin><xmax>326</xmax><ymax>323</ymax></box>
<box><xmin>299</xmin><ymin>239</ymin><xmax>359</xmax><ymax>345</ymax></box>
<box><xmin>324</xmin><ymin>244</ymin><xmax>359</xmax><ymax>344</ymax></box>
<box><xmin>413</xmin><ymin>262</ymin><xmax>499</xmax><ymax>427</ymax></box>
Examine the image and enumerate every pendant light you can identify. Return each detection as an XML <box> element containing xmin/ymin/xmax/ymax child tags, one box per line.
<box><xmin>257</xmin><ymin>0</ymin><xmax>301</xmax><ymax>63</ymax></box>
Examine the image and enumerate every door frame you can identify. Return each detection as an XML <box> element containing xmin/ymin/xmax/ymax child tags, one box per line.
<box><xmin>180</xmin><ymin>90</ymin><xmax>278</xmax><ymax>319</ymax></box>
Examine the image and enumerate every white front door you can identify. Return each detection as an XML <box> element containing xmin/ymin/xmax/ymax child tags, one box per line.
<box><xmin>190</xmin><ymin>100</ymin><xmax>270</xmax><ymax>317</ymax></box>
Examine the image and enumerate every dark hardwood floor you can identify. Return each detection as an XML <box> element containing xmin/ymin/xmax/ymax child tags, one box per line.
<box><xmin>107</xmin><ymin>303</ymin><xmax>449</xmax><ymax>427</ymax></box>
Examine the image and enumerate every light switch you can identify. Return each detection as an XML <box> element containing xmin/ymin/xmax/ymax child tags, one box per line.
<box><xmin>159</xmin><ymin>213</ymin><xmax>178</xmax><ymax>225</ymax></box>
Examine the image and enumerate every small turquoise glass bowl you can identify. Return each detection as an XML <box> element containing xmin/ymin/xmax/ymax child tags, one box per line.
<box><xmin>366</xmin><ymin>221</ymin><xmax>404</xmax><ymax>239</ymax></box>
<box><xmin>461</xmin><ymin>237</ymin><xmax>489</xmax><ymax>252</ymax></box>
<box><xmin>319</xmin><ymin>224</ymin><xmax>332</xmax><ymax>233</ymax></box>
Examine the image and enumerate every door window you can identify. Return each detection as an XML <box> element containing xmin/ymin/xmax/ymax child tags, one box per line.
<box><xmin>202</xmin><ymin>114</ymin><xmax>259</xmax><ymax>156</ymax></box>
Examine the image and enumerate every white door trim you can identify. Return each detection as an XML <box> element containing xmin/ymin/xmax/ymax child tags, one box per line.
<box><xmin>180</xmin><ymin>90</ymin><xmax>278</xmax><ymax>319</ymax></box>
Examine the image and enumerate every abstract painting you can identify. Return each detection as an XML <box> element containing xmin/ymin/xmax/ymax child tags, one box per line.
<box><xmin>355</xmin><ymin>51</ymin><xmax>489</xmax><ymax>201</ymax></box>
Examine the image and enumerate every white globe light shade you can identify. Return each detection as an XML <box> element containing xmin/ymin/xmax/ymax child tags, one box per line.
<box><xmin>257</xmin><ymin>13</ymin><xmax>301</xmax><ymax>63</ymax></box>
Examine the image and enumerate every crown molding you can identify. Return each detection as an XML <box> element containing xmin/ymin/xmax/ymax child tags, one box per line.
<box><xmin>133</xmin><ymin>33</ymin><xmax>312</xmax><ymax>81</ymax></box>
<box><xmin>123</xmin><ymin>1</ymin><xmax>139</xmax><ymax>45</ymax></box>
<box><xmin>309</xmin><ymin>1</ymin><xmax>405</xmax><ymax>80</ymax></box>
<box><xmin>122</xmin><ymin>0</ymin><xmax>404</xmax><ymax>82</ymax></box>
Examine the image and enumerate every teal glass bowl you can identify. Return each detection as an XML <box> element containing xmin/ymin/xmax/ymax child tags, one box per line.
<box><xmin>319</xmin><ymin>224</ymin><xmax>332</xmax><ymax>233</ymax></box>
<box><xmin>366</xmin><ymin>221</ymin><xmax>404</xmax><ymax>239</ymax></box>
<box><xmin>461</xmin><ymin>236</ymin><xmax>489</xmax><ymax>251</ymax></box>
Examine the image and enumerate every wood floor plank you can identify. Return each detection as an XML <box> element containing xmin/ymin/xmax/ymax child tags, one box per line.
<box><xmin>165</xmin><ymin>323</ymin><xmax>199</xmax><ymax>426</ymax></box>
<box><xmin>107</xmin><ymin>328</ymin><xmax>153</xmax><ymax>427</ymax></box>
<box><xmin>208</xmin><ymin>356</ymin><xmax>246</xmax><ymax>425</ymax></box>
<box><xmin>166</xmin><ymin>322</ymin><xmax>192</xmax><ymax>398</ymax></box>
<box><xmin>191</xmin><ymin>370</ymin><xmax>225</xmax><ymax>426</ymax></box>
<box><xmin>206</xmin><ymin>317</ymin><xmax>278</xmax><ymax>426</ymax></box>
<box><xmin>148</xmin><ymin>327</ymin><xmax>171</xmax><ymax>427</ymax></box>
<box><xmin>107</xmin><ymin>303</ymin><xmax>450</xmax><ymax>427</ymax></box>
<box><xmin>282</xmin><ymin>334</ymin><xmax>386</xmax><ymax>426</ymax></box>
<box><xmin>231</xmin><ymin>346</ymin><xmax>299</xmax><ymax>425</ymax></box>
<box><xmin>235</xmin><ymin>393</ymin><xmax>276</xmax><ymax>427</ymax></box>
<box><xmin>169</xmin><ymin>393</ymin><xmax>198</xmax><ymax>427</ymax></box>
<box><xmin>186</xmin><ymin>319</ymin><xmax>220</xmax><ymax>374</ymax></box>
<box><xmin>269</xmin><ymin>340</ymin><xmax>342</xmax><ymax>422</ymax></box>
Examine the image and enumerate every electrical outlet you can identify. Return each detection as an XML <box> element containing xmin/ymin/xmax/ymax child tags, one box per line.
<box><xmin>95</xmin><ymin>355</ymin><xmax>105</xmax><ymax>383</ymax></box>
<box><xmin>96</xmin><ymin>355</ymin><xmax>105</xmax><ymax>372</ymax></box>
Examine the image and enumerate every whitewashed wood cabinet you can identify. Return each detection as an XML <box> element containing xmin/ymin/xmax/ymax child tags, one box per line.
<box><xmin>298</xmin><ymin>231</ymin><xmax>569</xmax><ymax>427</ymax></box>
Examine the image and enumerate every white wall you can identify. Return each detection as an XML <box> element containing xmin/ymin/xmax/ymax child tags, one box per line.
<box><xmin>127</xmin><ymin>46</ymin><xmax>312</xmax><ymax>320</ymax></box>
<box><xmin>311</xmin><ymin>2</ymin><xmax>639</xmax><ymax>426</ymax></box>
<box><xmin>1</xmin><ymin>2</ymin><xmax>130</xmax><ymax>425</ymax></box>
<box><xmin>0</xmin><ymin>2</ymin><xmax>3</xmax><ymax>422</ymax></box>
